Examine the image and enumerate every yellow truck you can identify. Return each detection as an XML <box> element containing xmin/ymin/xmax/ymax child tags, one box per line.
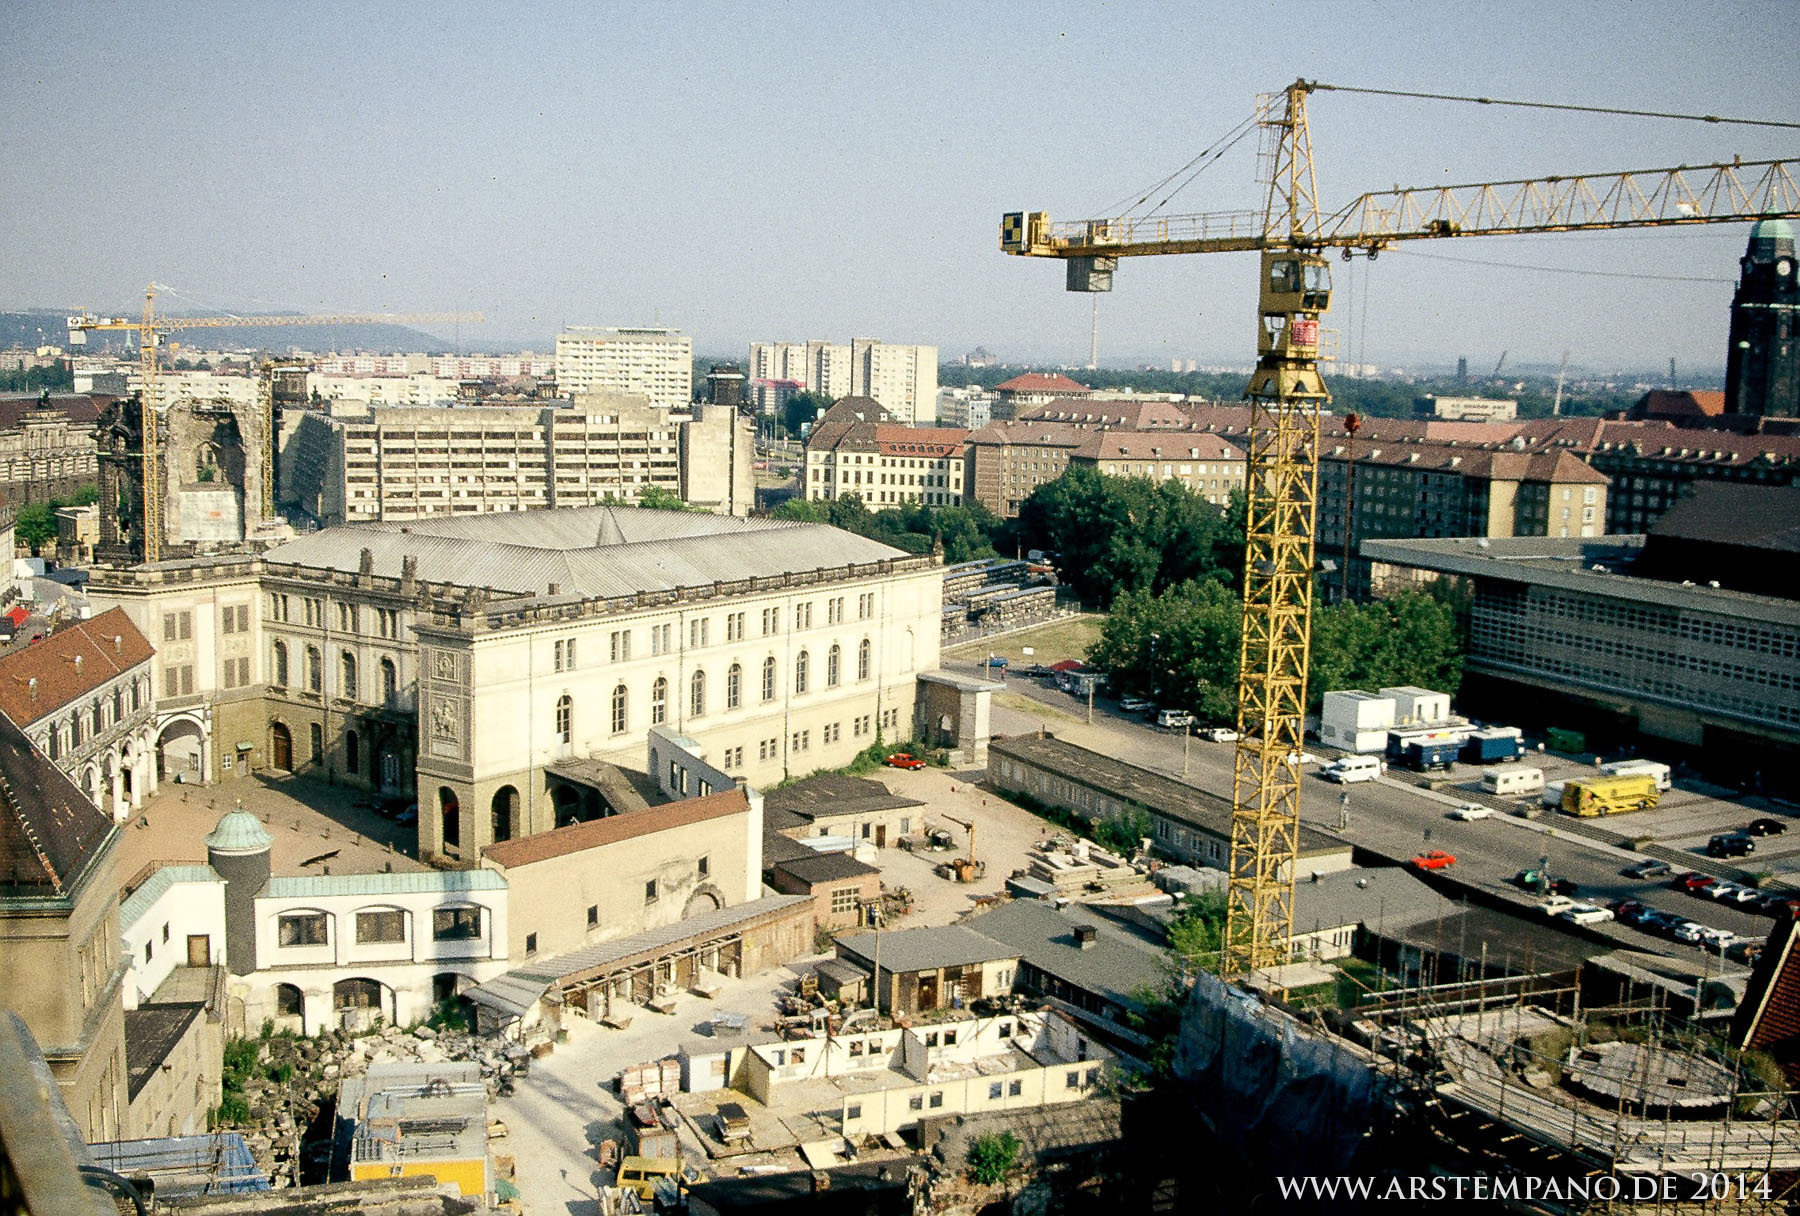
<box><xmin>1562</xmin><ymin>773</ymin><xmax>1660</xmax><ymax>817</ymax></box>
<box><xmin>616</xmin><ymin>1156</ymin><xmax>684</xmax><ymax>1201</ymax></box>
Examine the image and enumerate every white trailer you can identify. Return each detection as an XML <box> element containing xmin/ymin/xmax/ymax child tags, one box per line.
<box><xmin>1599</xmin><ymin>759</ymin><xmax>1672</xmax><ymax>792</ymax></box>
<box><xmin>1320</xmin><ymin>690</ymin><xmax>1396</xmax><ymax>753</ymax></box>
<box><xmin>1484</xmin><ymin>766</ymin><xmax>1545</xmax><ymax>796</ymax></box>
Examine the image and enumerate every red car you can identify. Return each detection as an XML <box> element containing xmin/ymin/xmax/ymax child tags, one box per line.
<box><xmin>1410</xmin><ymin>850</ymin><xmax>1457</xmax><ymax>871</ymax></box>
<box><xmin>1675</xmin><ymin>872</ymin><xmax>1717</xmax><ymax>893</ymax></box>
<box><xmin>884</xmin><ymin>753</ymin><xmax>926</xmax><ymax>771</ymax></box>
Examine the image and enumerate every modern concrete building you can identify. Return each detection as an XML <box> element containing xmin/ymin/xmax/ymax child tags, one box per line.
<box><xmin>1414</xmin><ymin>395</ymin><xmax>1518</xmax><ymax>422</ymax></box>
<box><xmin>749</xmin><ymin>339</ymin><xmax>938</xmax><ymax>424</ymax></box>
<box><xmin>1363</xmin><ymin>533</ymin><xmax>1800</xmax><ymax>794</ymax></box>
<box><xmin>554</xmin><ymin>327</ymin><xmax>693</xmax><ymax>411</ymax></box>
<box><xmin>282</xmin><ymin>394</ymin><xmax>753</xmax><ymax>524</ymax></box>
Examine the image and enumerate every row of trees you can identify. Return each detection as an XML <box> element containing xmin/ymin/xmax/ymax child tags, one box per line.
<box><xmin>1013</xmin><ymin>466</ymin><xmax>1244</xmax><ymax>606</ymax></box>
<box><xmin>0</xmin><ymin>360</ymin><xmax>73</xmax><ymax>393</ymax></box>
<box><xmin>1088</xmin><ymin>579</ymin><xmax>1464</xmax><ymax>720</ymax></box>
<box><xmin>768</xmin><ymin>494</ymin><xmax>1005</xmax><ymax>564</ymax></box>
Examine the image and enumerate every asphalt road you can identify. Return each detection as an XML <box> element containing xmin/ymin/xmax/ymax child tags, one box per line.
<box><xmin>961</xmin><ymin>660</ymin><xmax>1786</xmax><ymax>957</ymax></box>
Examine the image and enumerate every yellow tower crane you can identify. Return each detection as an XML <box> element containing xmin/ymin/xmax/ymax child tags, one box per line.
<box><xmin>68</xmin><ymin>284</ymin><xmax>483</xmax><ymax>562</ymax></box>
<box><xmin>1002</xmin><ymin>79</ymin><xmax>1800</xmax><ymax>988</ymax></box>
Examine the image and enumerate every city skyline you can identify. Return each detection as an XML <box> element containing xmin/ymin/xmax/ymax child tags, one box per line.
<box><xmin>2</xmin><ymin>2</ymin><xmax>1792</xmax><ymax>373</ymax></box>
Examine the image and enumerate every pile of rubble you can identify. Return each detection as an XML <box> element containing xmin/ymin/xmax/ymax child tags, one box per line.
<box><xmin>225</xmin><ymin>1023</ymin><xmax>534</xmax><ymax>1186</ymax></box>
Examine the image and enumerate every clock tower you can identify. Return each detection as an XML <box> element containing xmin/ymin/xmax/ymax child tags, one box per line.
<box><xmin>1724</xmin><ymin>218</ymin><xmax>1800</xmax><ymax>420</ymax></box>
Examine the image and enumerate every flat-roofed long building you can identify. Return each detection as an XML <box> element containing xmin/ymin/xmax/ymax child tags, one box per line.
<box><xmin>1363</xmin><ymin>533</ymin><xmax>1800</xmax><ymax>795</ymax></box>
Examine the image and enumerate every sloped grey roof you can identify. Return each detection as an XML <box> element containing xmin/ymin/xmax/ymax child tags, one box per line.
<box><xmin>835</xmin><ymin>924</ymin><xmax>1018</xmax><ymax>974</ymax></box>
<box><xmin>963</xmin><ymin>900</ymin><xmax>1166</xmax><ymax>1012</ymax></box>
<box><xmin>262</xmin><ymin>506</ymin><xmax>908</xmax><ymax>598</ymax></box>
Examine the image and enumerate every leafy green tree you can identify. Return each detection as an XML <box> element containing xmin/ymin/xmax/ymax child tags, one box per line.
<box><xmin>781</xmin><ymin>391</ymin><xmax>833</xmax><ymax>437</ymax></box>
<box><xmin>768</xmin><ymin>497</ymin><xmax>827</xmax><ymax>524</ymax></box>
<box><xmin>1166</xmin><ymin>891</ymin><xmax>1228</xmax><ymax>975</ymax></box>
<box><xmin>14</xmin><ymin>503</ymin><xmax>56</xmax><ymax>552</ymax></box>
<box><xmin>1087</xmin><ymin>580</ymin><xmax>1241</xmax><ymax>721</ymax></box>
<box><xmin>967</xmin><ymin>1131</ymin><xmax>1023</xmax><ymax>1186</ymax></box>
<box><xmin>71</xmin><ymin>484</ymin><xmax>99</xmax><ymax>506</ymax></box>
<box><xmin>636</xmin><ymin>486</ymin><xmax>701</xmax><ymax>512</ymax></box>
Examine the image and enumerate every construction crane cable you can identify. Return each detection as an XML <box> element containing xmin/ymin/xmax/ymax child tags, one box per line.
<box><xmin>1093</xmin><ymin>111</ymin><xmax>1260</xmax><ymax>219</ymax></box>
<box><xmin>1147</xmin><ymin>121</ymin><xmax>1263</xmax><ymax>217</ymax></box>
<box><xmin>1384</xmin><ymin>247</ymin><xmax>1734</xmax><ymax>283</ymax></box>
<box><xmin>1311</xmin><ymin>81</ymin><xmax>1800</xmax><ymax>130</ymax></box>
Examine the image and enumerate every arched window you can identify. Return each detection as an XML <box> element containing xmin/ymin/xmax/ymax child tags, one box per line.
<box><xmin>761</xmin><ymin>656</ymin><xmax>776</xmax><ymax>702</ymax></box>
<box><xmin>726</xmin><ymin>663</ymin><xmax>742</xmax><ymax>710</ymax></box>
<box><xmin>690</xmin><ymin>670</ymin><xmax>706</xmax><ymax>718</ymax></box>
<box><xmin>92</xmin><ymin>700</ymin><xmax>104</xmax><ymax>736</ymax></box>
<box><xmin>651</xmin><ymin>677</ymin><xmax>668</xmax><ymax>725</ymax></box>
<box><xmin>272</xmin><ymin>641</ymin><xmax>289</xmax><ymax>686</ymax></box>
<box><xmin>345</xmin><ymin>729</ymin><xmax>360</xmax><ymax>775</ymax></box>
<box><xmin>858</xmin><ymin>637</ymin><xmax>871</xmax><ymax>681</ymax></box>
<box><xmin>794</xmin><ymin>650</ymin><xmax>810</xmax><ymax>695</ymax></box>
<box><xmin>380</xmin><ymin>657</ymin><xmax>397</xmax><ymax>702</ymax></box>
<box><xmin>555</xmin><ymin>694</ymin><xmax>572</xmax><ymax>743</ymax></box>
<box><xmin>306</xmin><ymin>646</ymin><xmax>322</xmax><ymax>692</ymax></box>
<box><xmin>827</xmin><ymin>644</ymin><xmax>841</xmax><ymax>688</ymax></box>
<box><xmin>340</xmin><ymin>652</ymin><xmax>357</xmax><ymax>701</ymax></box>
<box><xmin>611</xmin><ymin>683</ymin><xmax>628</xmax><ymax>734</ymax></box>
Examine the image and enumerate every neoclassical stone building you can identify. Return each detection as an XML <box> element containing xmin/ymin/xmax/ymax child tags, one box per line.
<box><xmin>88</xmin><ymin>506</ymin><xmax>944</xmax><ymax>861</ymax></box>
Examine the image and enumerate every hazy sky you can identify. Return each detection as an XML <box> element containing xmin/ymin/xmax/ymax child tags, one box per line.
<box><xmin>2</xmin><ymin>2</ymin><xmax>1791</xmax><ymax>374</ymax></box>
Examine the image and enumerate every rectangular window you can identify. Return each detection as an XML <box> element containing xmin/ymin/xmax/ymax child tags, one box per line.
<box><xmin>278</xmin><ymin>913</ymin><xmax>327</xmax><ymax>947</ymax></box>
<box><xmin>847</xmin><ymin>1103</ymin><xmax>862</xmax><ymax>1120</ymax></box>
<box><xmin>611</xmin><ymin>630</ymin><xmax>631</xmax><ymax>662</ymax></box>
<box><xmin>831</xmin><ymin>887</ymin><xmax>858</xmax><ymax>914</ymax></box>
<box><xmin>929</xmin><ymin>1092</ymin><xmax>943</xmax><ymax>1108</ymax></box>
<box><xmin>432</xmin><ymin>908</ymin><xmax>481</xmax><ymax>941</ymax></box>
<box><xmin>908</xmin><ymin>1095</ymin><xmax>923</xmax><ymax>1111</ymax></box>
<box><xmin>1008</xmin><ymin>1079</ymin><xmax>1022</xmax><ymax>1096</ymax></box>
<box><xmin>356</xmin><ymin>910</ymin><xmax>405</xmax><ymax>944</ymax></box>
<box><xmin>645</xmin><ymin>879</ymin><xmax>659</xmax><ymax>904</ymax></box>
<box><xmin>338</xmin><ymin>603</ymin><xmax>357</xmax><ymax>632</ymax></box>
<box><xmin>1066</xmin><ymin>1071</ymin><xmax>1080</xmax><ymax>1089</ymax></box>
<box><xmin>797</xmin><ymin>602</ymin><xmax>813</xmax><ymax>629</ymax></box>
<box><xmin>525</xmin><ymin>932</ymin><xmax>538</xmax><ymax>955</ymax></box>
<box><xmin>698</xmin><ymin>855</ymin><xmax>709</xmax><ymax>878</ymax></box>
<box><xmin>989</xmin><ymin>1082</ymin><xmax>1003</xmax><ymax>1099</ymax></box>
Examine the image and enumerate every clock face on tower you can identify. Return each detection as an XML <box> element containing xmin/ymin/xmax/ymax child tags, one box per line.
<box><xmin>1777</xmin><ymin>257</ymin><xmax>1795</xmax><ymax>278</ymax></box>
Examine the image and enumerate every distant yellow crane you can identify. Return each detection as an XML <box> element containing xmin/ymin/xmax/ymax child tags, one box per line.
<box><xmin>68</xmin><ymin>284</ymin><xmax>483</xmax><ymax>562</ymax></box>
<box><xmin>1002</xmin><ymin>80</ymin><xmax>1800</xmax><ymax>988</ymax></box>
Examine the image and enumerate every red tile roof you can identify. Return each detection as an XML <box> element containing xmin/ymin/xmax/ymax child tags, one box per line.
<box><xmin>873</xmin><ymin>425</ymin><xmax>968</xmax><ymax>457</ymax></box>
<box><xmin>481</xmin><ymin>788</ymin><xmax>749</xmax><ymax>868</ymax></box>
<box><xmin>995</xmin><ymin>373</ymin><xmax>1091</xmax><ymax>395</ymax></box>
<box><xmin>0</xmin><ymin>608</ymin><xmax>155</xmax><ymax>728</ymax></box>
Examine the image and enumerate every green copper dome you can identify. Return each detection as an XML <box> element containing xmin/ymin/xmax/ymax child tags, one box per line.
<box><xmin>204</xmin><ymin>806</ymin><xmax>272</xmax><ymax>855</ymax></box>
<box><xmin>1749</xmin><ymin>218</ymin><xmax>1796</xmax><ymax>256</ymax></box>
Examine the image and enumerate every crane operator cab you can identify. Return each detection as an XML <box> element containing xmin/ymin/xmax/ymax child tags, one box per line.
<box><xmin>1250</xmin><ymin>250</ymin><xmax>1332</xmax><ymax>402</ymax></box>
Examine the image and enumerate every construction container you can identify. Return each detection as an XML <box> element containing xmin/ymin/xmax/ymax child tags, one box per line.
<box><xmin>1320</xmin><ymin>690</ymin><xmax>1396</xmax><ymax>753</ymax></box>
<box><xmin>1546</xmin><ymin>727</ymin><xmax>1587</xmax><ymax>753</ymax></box>
<box><xmin>1397</xmin><ymin>738</ymin><xmax>1460</xmax><ymax>772</ymax></box>
<box><xmin>1380</xmin><ymin>685</ymin><xmax>1451</xmax><ymax>726</ymax></box>
<box><xmin>1561</xmin><ymin>774</ymin><xmax>1660</xmax><ymax>817</ymax></box>
<box><xmin>1461</xmin><ymin>727</ymin><xmax>1526</xmax><ymax>765</ymax></box>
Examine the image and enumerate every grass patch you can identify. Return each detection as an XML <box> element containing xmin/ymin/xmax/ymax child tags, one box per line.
<box><xmin>995</xmin><ymin>692</ymin><xmax>1079</xmax><ymax>722</ymax></box>
<box><xmin>943</xmin><ymin>615</ymin><xmax>1104</xmax><ymax>665</ymax></box>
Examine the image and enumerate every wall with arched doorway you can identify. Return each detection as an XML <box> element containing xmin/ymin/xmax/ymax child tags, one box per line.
<box><xmin>156</xmin><ymin>713</ymin><xmax>209</xmax><ymax>784</ymax></box>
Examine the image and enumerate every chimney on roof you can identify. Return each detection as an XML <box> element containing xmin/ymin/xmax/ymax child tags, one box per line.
<box><xmin>73</xmin><ymin>654</ymin><xmax>82</xmax><ymax>675</ymax></box>
<box><xmin>114</xmin><ymin>635</ymin><xmax>122</xmax><ymax>654</ymax></box>
<box><xmin>28</xmin><ymin>677</ymin><xmax>36</xmax><ymax>701</ymax></box>
<box><xmin>1073</xmin><ymin>924</ymin><xmax>1099</xmax><ymax>950</ymax></box>
<box><xmin>547</xmin><ymin>583</ymin><xmax>560</xmax><ymax>596</ymax></box>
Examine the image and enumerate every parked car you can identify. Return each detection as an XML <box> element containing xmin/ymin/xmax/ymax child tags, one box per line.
<box><xmin>1708</xmin><ymin>882</ymin><xmax>1747</xmax><ymax>902</ymax></box>
<box><xmin>1623</xmin><ymin>858</ymin><xmax>1672</xmax><ymax>880</ymax></box>
<box><xmin>1708</xmin><ymin>833</ymin><xmax>1756</xmax><ymax>858</ymax></box>
<box><xmin>982</xmin><ymin>655</ymin><xmax>1008</xmax><ymax>670</ymax></box>
<box><xmin>1671</xmin><ymin>921</ymin><xmax>1707</xmax><ymax>944</ymax></box>
<box><xmin>1409</xmin><ymin>850</ymin><xmax>1457</xmax><ymax>871</ymax></box>
<box><xmin>1642</xmin><ymin>910</ymin><xmax>1686</xmax><ymax>936</ymax></box>
<box><xmin>1721</xmin><ymin>885</ymin><xmax>1764</xmax><ymax>905</ymax></box>
<box><xmin>1699</xmin><ymin>926</ymin><xmax>1737</xmax><ymax>951</ymax></box>
<box><xmin>1447</xmin><ymin>803</ymin><xmax>1493</xmax><ymax>821</ymax></box>
<box><xmin>1513</xmin><ymin>869</ymin><xmax>1578</xmax><ymax>896</ymax></box>
<box><xmin>393</xmin><ymin>804</ymin><xmax>418</xmax><ymax>826</ymax></box>
<box><xmin>1675</xmin><ymin>872</ymin><xmax>1718</xmax><ymax>893</ymax></box>
<box><xmin>1536</xmin><ymin>896</ymin><xmax>1579</xmax><ymax>917</ymax></box>
<box><xmin>884</xmin><ymin>753</ymin><xmax>926</xmax><ymax>771</ymax></box>
<box><xmin>1748</xmin><ymin>818</ymin><xmax>1789</xmax><ymax>837</ymax></box>
<box><xmin>1729</xmin><ymin>939</ymin><xmax>1767</xmax><ymax>965</ymax></box>
<box><xmin>1609</xmin><ymin>899</ymin><xmax>1646</xmax><ymax>919</ymax></box>
<box><xmin>1117</xmin><ymin>696</ymin><xmax>1154</xmax><ymax>714</ymax></box>
<box><xmin>1619</xmin><ymin>905</ymin><xmax>1661</xmax><ymax>929</ymax></box>
<box><xmin>1156</xmin><ymin>709</ymin><xmax>1195</xmax><ymax>730</ymax></box>
<box><xmin>1199</xmin><ymin>726</ymin><xmax>1239</xmax><ymax>743</ymax></box>
<box><xmin>1754</xmin><ymin>892</ymin><xmax>1800</xmax><ymax>917</ymax></box>
<box><xmin>1285</xmin><ymin>751</ymin><xmax>1320</xmax><ymax>766</ymax></box>
<box><xmin>1559</xmin><ymin>903</ymin><xmax>1615</xmax><ymax>926</ymax></box>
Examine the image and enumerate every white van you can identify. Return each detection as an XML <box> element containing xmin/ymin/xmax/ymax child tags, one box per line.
<box><xmin>1323</xmin><ymin>755</ymin><xmax>1384</xmax><ymax>784</ymax></box>
<box><xmin>1540</xmin><ymin>780</ymin><xmax>1567</xmax><ymax>808</ymax></box>
<box><xmin>1484</xmin><ymin>766</ymin><xmax>1545</xmax><ymax>796</ymax></box>
<box><xmin>1599</xmin><ymin>759</ymin><xmax>1672</xmax><ymax>792</ymax></box>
